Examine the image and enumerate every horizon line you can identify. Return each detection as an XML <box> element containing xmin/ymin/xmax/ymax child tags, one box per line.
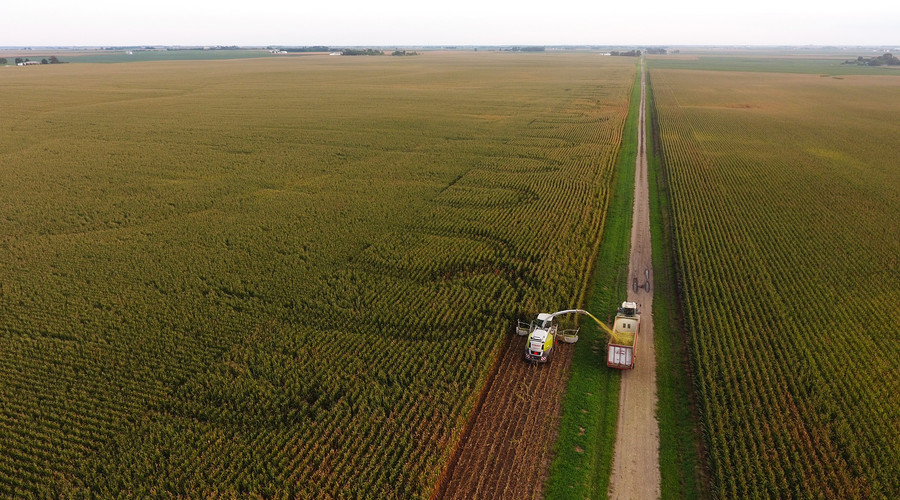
<box><xmin>3</xmin><ymin>43</ymin><xmax>898</xmax><ymax>49</ymax></box>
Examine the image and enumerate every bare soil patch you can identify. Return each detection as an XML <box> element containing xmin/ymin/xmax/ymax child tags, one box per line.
<box><xmin>435</xmin><ymin>333</ymin><xmax>574</xmax><ymax>499</ymax></box>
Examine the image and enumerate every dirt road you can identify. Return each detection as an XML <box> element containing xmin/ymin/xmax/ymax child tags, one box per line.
<box><xmin>608</xmin><ymin>59</ymin><xmax>661</xmax><ymax>500</ymax></box>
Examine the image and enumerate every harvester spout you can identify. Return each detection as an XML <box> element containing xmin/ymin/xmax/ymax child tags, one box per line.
<box><xmin>548</xmin><ymin>309</ymin><xmax>614</xmax><ymax>336</ymax></box>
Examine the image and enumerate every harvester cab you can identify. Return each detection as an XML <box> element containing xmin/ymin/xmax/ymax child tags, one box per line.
<box><xmin>516</xmin><ymin>312</ymin><xmax>582</xmax><ymax>364</ymax></box>
<box><xmin>523</xmin><ymin>313</ymin><xmax>557</xmax><ymax>363</ymax></box>
<box><xmin>535</xmin><ymin>313</ymin><xmax>556</xmax><ymax>331</ymax></box>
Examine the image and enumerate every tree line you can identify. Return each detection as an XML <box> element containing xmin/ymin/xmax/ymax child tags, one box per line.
<box><xmin>341</xmin><ymin>49</ymin><xmax>385</xmax><ymax>56</ymax></box>
<box><xmin>844</xmin><ymin>53</ymin><xmax>900</xmax><ymax>66</ymax></box>
<box><xmin>610</xmin><ymin>50</ymin><xmax>641</xmax><ymax>57</ymax></box>
<box><xmin>5</xmin><ymin>56</ymin><xmax>65</xmax><ymax>65</ymax></box>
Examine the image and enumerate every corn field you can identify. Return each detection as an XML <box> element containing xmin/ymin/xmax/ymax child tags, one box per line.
<box><xmin>650</xmin><ymin>68</ymin><xmax>899</xmax><ymax>498</ymax></box>
<box><xmin>0</xmin><ymin>54</ymin><xmax>635</xmax><ymax>496</ymax></box>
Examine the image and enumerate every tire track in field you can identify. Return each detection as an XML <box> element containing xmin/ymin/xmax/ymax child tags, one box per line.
<box><xmin>434</xmin><ymin>332</ymin><xmax>573</xmax><ymax>500</ymax></box>
<box><xmin>608</xmin><ymin>57</ymin><xmax>661</xmax><ymax>500</ymax></box>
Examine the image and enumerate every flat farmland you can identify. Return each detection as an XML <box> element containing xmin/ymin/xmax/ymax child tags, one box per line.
<box><xmin>650</xmin><ymin>67</ymin><xmax>899</xmax><ymax>498</ymax></box>
<box><xmin>646</xmin><ymin>54</ymin><xmax>900</xmax><ymax>75</ymax></box>
<box><xmin>0</xmin><ymin>53</ymin><xmax>634</xmax><ymax>496</ymax></box>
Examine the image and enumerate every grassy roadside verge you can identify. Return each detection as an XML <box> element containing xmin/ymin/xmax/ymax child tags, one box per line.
<box><xmin>543</xmin><ymin>62</ymin><xmax>640</xmax><ymax>499</ymax></box>
<box><xmin>645</xmin><ymin>69</ymin><xmax>708</xmax><ymax>500</ymax></box>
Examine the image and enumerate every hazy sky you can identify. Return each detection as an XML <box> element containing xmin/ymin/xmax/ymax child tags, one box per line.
<box><xmin>3</xmin><ymin>0</ymin><xmax>897</xmax><ymax>47</ymax></box>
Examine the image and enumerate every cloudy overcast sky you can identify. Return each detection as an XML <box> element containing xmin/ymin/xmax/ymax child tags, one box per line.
<box><xmin>2</xmin><ymin>0</ymin><xmax>897</xmax><ymax>46</ymax></box>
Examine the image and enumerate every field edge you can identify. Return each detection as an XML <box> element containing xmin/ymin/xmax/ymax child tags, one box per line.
<box><xmin>542</xmin><ymin>61</ymin><xmax>640</xmax><ymax>499</ymax></box>
<box><xmin>429</xmin><ymin>333</ymin><xmax>511</xmax><ymax>499</ymax></box>
<box><xmin>646</xmin><ymin>69</ymin><xmax>710</xmax><ymax>500</ymax></box>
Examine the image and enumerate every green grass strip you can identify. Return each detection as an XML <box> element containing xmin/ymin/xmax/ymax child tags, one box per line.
<box><xmin>646</xmin><ymin>70</ymin><xmax>709</xmax><ymax>500</ymax></box>
<box><xmin>544</xmin><ymin>61</ymin><xmax>640</xmax><ymax>499</ymax></box>
<box><xmin>646</xmin><ymin>55</ymin><xmax>900</xmax><ymax>76</ymax></box>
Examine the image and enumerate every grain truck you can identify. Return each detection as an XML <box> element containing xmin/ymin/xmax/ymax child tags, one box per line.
<box><xmin>606</xmin><ymin>301</ymin><xmax>639</xmax><ymax>370</ymax></box>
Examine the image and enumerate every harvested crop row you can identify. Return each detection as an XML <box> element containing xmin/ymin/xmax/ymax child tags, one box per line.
<box><xmin>438</xmin><ymin>333</ymin><xmax>574</xmax><ymax>499</ymax></box>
